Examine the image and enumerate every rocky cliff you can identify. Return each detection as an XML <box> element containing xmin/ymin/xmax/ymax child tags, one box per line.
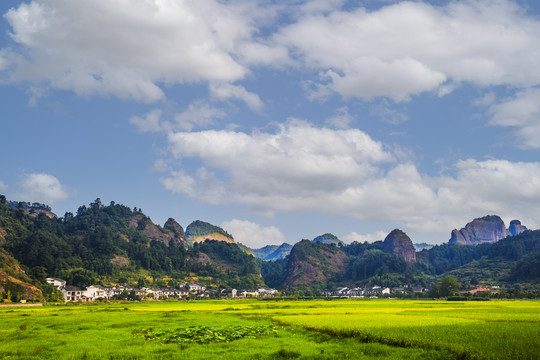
<box><xmin>283</xmin><ymin>240</ymin><xmax>347</xmax><ymax>288</ymax></box>
<box><xmin>508</xmin><ymin>220</ymin><xmax>527</xmax><ymax>236</ymax></box>
<box><xmin>449</xmin><ymin>215</ymin><xmax>509</xmax><ymax>245</ymax></box>
<box><xmin>129</xmin><ymin>214</ymin><xmax>188</xmax><ymax>248</ymax></box>
<box><xmin>383</xmin><ymin>229</ymin><xmax>416</xmax><ymax>263</ymax></box>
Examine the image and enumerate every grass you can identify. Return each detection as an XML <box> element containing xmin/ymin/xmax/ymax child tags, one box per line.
<box><xmin>0</xmin><ymin>299</ymin><xmax>538</xmax><ymax>359</ymax></box>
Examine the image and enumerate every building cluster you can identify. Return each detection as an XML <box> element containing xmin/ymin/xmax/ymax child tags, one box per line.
<box><xmin>46</xmin><ymin>278</ymin><xmax>276</xmax><ymax>302</ymax></box>
<box><xmin>322</xmin><ymin>285</ymin><xmax>429</xmax><ymax>297</ymax></box>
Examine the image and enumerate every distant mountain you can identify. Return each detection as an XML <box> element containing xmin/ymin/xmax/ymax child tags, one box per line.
<box><xmin>2</xmin><ymin>195</ymin><xmax>538</xmax><ymax>298</ymax></box>
<box><xmin>312</xmin><ymin>233</ymin><xmax>344</xmax><ymax>246</ymax></box>
<box><xmin>252</xmin><ymin>245</ymin><xmax>279</xmax><ymax>259</ymax></box>
<box><xmin>414</xmin><ymin>243</ymin><xmax>434</xmax><ymax>251</ymax></box>
<box><xmin>383</xmin><ymin>229</ymin><xmax>416</xmax><ymax>263</ymax></box>
<box><xmin>252</xmin><ymin>243</ymin><xmax>293</xmax><ymax>261</ymax></box>
<box><xmin>449</xmin><ymin>215</ymin><xmax>528</xmax><ymax>245</ymax></box>
<box><xmin>508</xmin><ymin>220</ymin><xmax>527</xmax><ymax>236</ymax></box>
<box><xmin>283</xmin><ymin>240</ymin><xmax>347</xmax><ymax>289</ymax></box>
<box><xmin>263</xmin><ymin>226</ymin><xmax>540</xmax><ymax>292</ymax></box>
<box><xmin>185</xmin><ymin>220</ymin><xmax>235</xmax><ymax>246</ymax></box>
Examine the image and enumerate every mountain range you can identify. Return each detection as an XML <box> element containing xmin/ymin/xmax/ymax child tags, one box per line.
<box><xmin>0</xmin><ymin>195</ymin><xmax>539</xmax><ymax>301</ymax></box>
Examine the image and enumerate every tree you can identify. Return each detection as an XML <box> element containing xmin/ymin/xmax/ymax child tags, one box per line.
<box><xmin>440</xmin><ymin>276</ymin><xmax>461</xmax><ymax>296</ymax></box>
<box><xmin>30</xmin><ymin>266</ymin><xmax>48</xmax><ymax>283</ymax></box>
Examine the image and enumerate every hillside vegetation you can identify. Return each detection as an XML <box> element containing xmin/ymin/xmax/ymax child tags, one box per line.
<box><xmin>0</xmin><ymin>198</ymin><xmax>263</xmax><ymax>300</ymax></box>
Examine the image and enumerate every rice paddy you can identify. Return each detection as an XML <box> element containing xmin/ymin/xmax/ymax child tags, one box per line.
<box><xmin>0</xmin><ymin>299</ymin><xmax>538</xmax><ymax>359</ymax></box>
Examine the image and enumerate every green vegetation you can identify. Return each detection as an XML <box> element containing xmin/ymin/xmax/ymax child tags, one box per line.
<box><xmin>0</xmin><ymin>199</ymin><xmax>262</xmax><ymax>295</ymax></box>
<box><xmin>186</xmin><ymin>220</ymin><xmax>233</xmax><ymax>239</ymax></box>
<box><xmin>312</xmin><ymin>233</ymin><xmax>344</xmax><ymax>246</ymax></box>
<box><xmin>0</xmin><ymin>299</ymin><xmax>538</xmax><ymax>359</ymax></box>
<box><xmin>260</xmin><ymin>230</ymin><xmax>540</xmax><ymax>293</ymax></box>
<box><xmin>134</xmin><ymin>324</ymin><xmax>277</xmax><ymax>344</ymax></box>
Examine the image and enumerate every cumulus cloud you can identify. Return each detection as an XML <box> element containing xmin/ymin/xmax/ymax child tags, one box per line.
<box><xmin>275</xmin><ymin>0</ymin><xmax>540</xmax><ymax>100</ymax></box>
<box><xmin>488</xmin><ymin>88</ymin><xmax>540</xmax><ymax>149</ymax></box>
<box><xmin>221</xmin><ymin>219</ymin><xmax>285</xmax><ymax>248</ymax></box>
<box><xmin>342</xmin><ymin>231</ymin><xmax>387</xmax><ymax>244</ymax></box>
<box><xmin>15</xmin><ymin>173</ymin><xmax>69</xmax><ymax>204</ymax></box>
<box><xmin>0</xmin><ymin>180</ymin><xmax>7</xmax><ymax>191</ymax></box>
<box><xmin>160</xmin><ymin>122</ymin><xmax>540</xmax><ymax>234</ymax></box>
<box><xmin>173</xmin><ymin>102</ymin><xmax>227</xmax><ymax>131</ymax></box>
<box><xmin>210</xmin><ymin>83</ymin><xmax>264</xmax><ymax>111</ymax></box>
<box><xmin>130</xmin><ymin>102</ymin><xmax>227</xmax><ymax>133</ymax></box>
<box><xmin>163</xmin><ymin>121</ymin><xmax>394</xmax><ymax>211</ymax></box>
<box><xmin>4</xmin><ymin>1</ymin><xmax>540</xmax><ymax>105</ymax></box>
<box><xmin>2</xmin><ymin>0</ymin><xmax>258</xmax><ymax>101</ymax></box>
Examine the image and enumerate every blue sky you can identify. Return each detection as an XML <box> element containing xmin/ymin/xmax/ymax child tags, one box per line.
<box><xmin>2</xmin><ymin>0</ymin><xmax>540</xmax><ymax>247</ymax></box>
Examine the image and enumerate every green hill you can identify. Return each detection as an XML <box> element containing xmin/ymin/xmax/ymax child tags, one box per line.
<box><xmin>0</xmin><ymin>197</ymin><xmax>263</xmax><ymax>293</ymax></box>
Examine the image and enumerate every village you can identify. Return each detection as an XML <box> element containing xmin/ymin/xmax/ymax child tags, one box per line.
<box><xmin>46</xmin><ymin>277</ymin><xmax>501</xmax><ymax>302</ymax></box>
<box><xmin>46</xmin><ymin>278</ymin><xmax>277</xmax><ymax>302</ymax></box>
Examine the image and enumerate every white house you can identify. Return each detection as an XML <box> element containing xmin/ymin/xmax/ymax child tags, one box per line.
<box><xmin>221</xmin><ymin>289</ymin><xmax>237</xmax><ymax>298</ymax></box>
<box><xmin>189</xmin><ymin>283</ymin><xmax>206</xmax><ymax>293</ymax></box>
<box><xmin>258</xmin><ymin>288</ymin><xmax>277</xmax><ymax>296</ymax></box>
<box><xmin>62</xmin><ymin>286</ymin><xmax>83</xmax><ymax>301</ymax></box>
<box><xmin>238</xmin><ymin>290</ymin><xmax>259</xmax><ymax>298</ymax></box>
<box><xmin>46</xmin><ymin>277</ymin><xmax>66</xmax><ymax>289</ymax></box>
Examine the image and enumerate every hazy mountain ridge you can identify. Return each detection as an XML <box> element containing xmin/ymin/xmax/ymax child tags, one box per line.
<box><xmin>252</xmin><ymin>243</ymin><xmax>293</xmax><ymax>261</ymax></box>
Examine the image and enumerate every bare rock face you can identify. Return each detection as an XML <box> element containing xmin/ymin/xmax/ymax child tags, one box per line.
<box><xmin>129</xmin><ymin>214</ymin><xmax>188</xmax><ymax>248</ymax></box>
<box><xmin>508</xmin><ymin>220</ymin><xmax>527</xmax><ymax>236</ymax></box>
<box><xmin>449</xmin><ymin>215</ymin><xmax>509</xmax><ymax>245</ymax></box>
<box><xmin>164</xmin><ymin>218</ymin><xmax>188</xmax><ymax>246</ymax></box>
<box><xmin>383</xmin><ymin>229</ymin><xmax>416</xmax><ymax>263</ymax></box>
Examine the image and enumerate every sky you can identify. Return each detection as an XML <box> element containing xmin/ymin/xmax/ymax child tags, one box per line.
<box><xmin>1</xmin><ymin>0</ymin><xmax>540</xmax><ymax>248</ymax></box>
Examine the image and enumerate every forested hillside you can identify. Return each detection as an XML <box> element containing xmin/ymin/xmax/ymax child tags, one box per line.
<box><xmin>0</xmin><ymin>197</ymin><xmax>263</xmax><ymax>298</ymax></box>
<box><xmin>2</xmin><ymin>194</ymin><xmax>539</xmax><ymax>299</ymax></box>
<box><xmin>261</xmin><ymin>230</ymin><xmax>540</xmax><ymax>293</ymax></box>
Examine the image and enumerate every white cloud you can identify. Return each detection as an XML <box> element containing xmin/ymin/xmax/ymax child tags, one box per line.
<box><xmin>0</xmin><ymin>180</ymin><xmax>7</xmax><ymax>191</ymax></box>
<box><xmin>4</xmin><ymin>1</ymin><xmax>539</xmax><ymax>105</ymax></box>
<box><xmin>342</xmin><ymin>231</ymin><xmax>387</xmax><ymax>244</ymax></box>
<box><xmin>15</xmin><ymin>173</ymin><xmax>69</xmax><ymax>204</ymax></box>
<box><xmin>161</xmin><ymin>122</ymin><xmax>540</xmax><ymax>235</ymax></box>
<box><xmin>210</xmin><ymin>82</ymin><xmax>264</xmax><ymax>111</ymax></box>
<box><xmin>488</xmin><ymin>88</ymin><xmax>540</xmax><ymax>149</ymax></box>
<box><xmin>164</xmin><ymin>121</ymin><xmax>394</xmax><ymax>203</ymax></box>
<box><xmin>370</xmin><ymin>101</ymin><xmax>408</xmax><ymax>125</ymax></box>
<box><xmin>130</xmin><ymin>102</ymin><xmax>227</xmax><ymax>133</ymax></box>
<box><xmin>221</xmin><ymin>219</ymin><xmax>285</xmax><ymax>248</ymax></box>
<box><xmin>325</xmin><ymin>106</ymin><xmax>353</xmax><ymax>128</ymax></box>
<box><xmin>174</xmin><ymin>102</ymin><xmax>227</xmax><ymax>131</ymax></box>
<box><xmin>130</xmin><ymin>109</ymin><xmax>164</xmax><ymax>133</ymax></box>
<box><xmin>3</xmin><ymin>0</ymin><xmax>257</xmax><ymax>102</ymax></box>
<box><xmin>275</xmin><ymin>0</ymin><xmax>540</xmax><ymax>100</ymax></box>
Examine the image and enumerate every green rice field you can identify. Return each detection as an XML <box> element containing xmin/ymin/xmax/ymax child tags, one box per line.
<box><xmin>0</xmin><ymin>299</ymin><xmax>538</xmax><ymax>359</ymax></box>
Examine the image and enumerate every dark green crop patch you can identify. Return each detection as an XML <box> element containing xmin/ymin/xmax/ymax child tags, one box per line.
<box><xmin>133</xmin><ymin>324</ymin><xmax>278</xmax><ymax>344</ymax></box>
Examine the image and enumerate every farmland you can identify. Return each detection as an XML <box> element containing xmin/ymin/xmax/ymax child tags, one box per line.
<box><xmin>0</xmin><ymin>299</ymin><xmax>538</xmax><ymax>359</ymax></box>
